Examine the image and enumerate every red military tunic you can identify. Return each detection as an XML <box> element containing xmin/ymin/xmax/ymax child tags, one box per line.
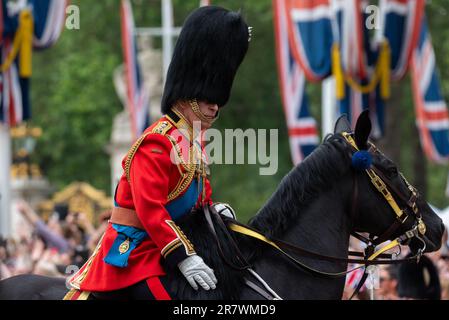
<box><xmin>69</xmin><ymin>110</ymin><xmax>213</xmax><ymax>292</ymax></box>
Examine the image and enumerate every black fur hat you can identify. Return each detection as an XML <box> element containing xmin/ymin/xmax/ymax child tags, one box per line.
<box><xmin>161</xmin><ymin>6</ymin><xmax>249</xmax><ymax>114</ymax></box>
<box><xmin>397</xmin><ymin>254</ymin><xmax>441</xmax><ymax>300</ymax></box>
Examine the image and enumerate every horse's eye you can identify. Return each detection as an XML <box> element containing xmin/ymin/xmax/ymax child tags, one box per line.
<box><xmin>387</xmin><ymin>167</ymin><xmax>398</xmax><ymax>177</ymax></box>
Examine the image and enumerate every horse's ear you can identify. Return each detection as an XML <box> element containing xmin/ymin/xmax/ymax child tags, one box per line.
<box><xmin>354</xmin><ymin>110</ymin><xmax>372</xmax><ymax>150</ymax></box>
<box><xmin>334</xmin><ymin>114</ymin><xmax>352</xmax><ymax>134</ymax></box>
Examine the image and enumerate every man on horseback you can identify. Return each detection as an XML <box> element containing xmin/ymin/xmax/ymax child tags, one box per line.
<box><xmin>65</xmin><ymin>5</ymin><xmax>249</xmax><ymax>300</ymax></box>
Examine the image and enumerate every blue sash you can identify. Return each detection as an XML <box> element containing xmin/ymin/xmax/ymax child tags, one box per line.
<box><xmin>165</xmin><ymin>179</ymin><xmax>202</xmax><ymax>220</ymax></box>
<box><xmin>105</xmin><ymin>179</ymin><xmax>203</xmax><ymax>268</ymax></box>
<box><xmin>104</xmin><ymin>224</ymin><xmax>148</xmax><ymax>268</ymax></box>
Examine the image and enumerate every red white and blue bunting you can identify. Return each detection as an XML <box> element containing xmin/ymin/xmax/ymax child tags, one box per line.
<box><xmin>332</xmin><ymin>0</ymin><xmax>386</xmax><ymax>137</ymax></box>
<box><xmin>277</xmin><ymin>0</ymin><xmax>449</xmax><ymax>164</ymax></box>
<box><xmin>120</xmin><ymin>0</ymin><xmax>149</xmax><ymax>140</ymax></box>
<box><xmin>274</xmin><ymin>0</ymin><xmax>320</xmax><ymax>165</ymax></box>
<box><xmin>379</xmin><ymin>0</ymin><xmax>425</xmax><ymax>81</ymax></box>
<box><xmin>410</xmin><ymin>16</ymin><xmax>449</xmax><ymax>162</ymax></box>
<box><xmin>0</xmin><ymin>0</ymin><xmax>67</xmax><ymax>126</ymax></box>
<box><xmin>285</xmin><ymin>0</ymin><xmax>334</xmax><ymax>82</ymax></box>
<box><xmin>31</xmin><ymin>0</ymin><xmax>68</xmax><ymax>49</ymax></box>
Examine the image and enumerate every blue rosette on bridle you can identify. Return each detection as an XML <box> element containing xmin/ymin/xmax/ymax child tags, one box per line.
<box><xmin>351</xmin><ymin>150</ymin><xmax>372</xmax><ymax>171</ymax></box>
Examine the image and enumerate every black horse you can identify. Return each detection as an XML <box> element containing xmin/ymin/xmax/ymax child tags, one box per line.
<box><xmin>0</xmin><ymin>112</ymin><xmax>445</xmax><ymax>300</ymax></box>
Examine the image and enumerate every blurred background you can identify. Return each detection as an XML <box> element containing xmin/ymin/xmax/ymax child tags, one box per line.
<box><xmin>1</xmin><ymin>0</ymin><xmax>449</xmax><ymax>299</ymax></box>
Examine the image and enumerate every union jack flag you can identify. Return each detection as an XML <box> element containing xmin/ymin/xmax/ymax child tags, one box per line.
<box><xmin>274</xmin><ymin>0</ymin><xmax>319</xmax><ymax>165</ymax></box>
<box><xmin>121</xmin><ymin>0</ymin><xmax>150</xmax><ymax>140</ymax></box>
<box><xmin>0</xmin><ymin>0</ymin><xmax>67</xmax><ymax>126</ymax></box>
<box><xmin>333</xmin><ymin>0</ymin><xmax>369</xmax><ymax>80</ymax></box>
<box><xmin>337</xmin><ymin>84</ymin><xmax>385</xmax><ymax>139</ymax></box>
<box><xmin>333</xmin><ymin>0</ymin><xmax>385</xmax><ymax>138</ymax></box>
<box><xmin>380</xmin><ymin>0</ymin><xmax>425</xmax><ymax>81</ymax></box>
<box><xmin>0</xmin><ymin>40</ymin><xmax>28</xmax><ymax>126</ymax></box>
<box><xmin>284</xmin><ymin>0</ymin><xmax>334</xmax><ymax>82</ymax></box>
<box><xmin>0</xmin><ymin>0</ymin><xmax>29</xmax><ymax>126</ymax></box>
<box><xmin>30</xmin><ymin>0</ymin><xmax>68</xmax><ymax>49</ymax></box>
<box><xmin>410</xmin><ymin>16</ymin><xmax>449</xmax><ymax>162</ymax></box>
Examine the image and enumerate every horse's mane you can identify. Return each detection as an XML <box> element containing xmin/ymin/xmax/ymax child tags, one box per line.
<box><xmin>165</xmin><ymin>134</ymin><xmax>350</xmax><ymax>299</ymax></box>
<box><xmin>249</xmin><ymin>134</ymin><xmax>349</xmax><ymax>238</ymax></box>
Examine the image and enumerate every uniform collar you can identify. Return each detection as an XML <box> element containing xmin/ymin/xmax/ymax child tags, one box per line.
<box><xmin>166</xmin><ymin>109</ymin><xmax>192</xmax><ymax>133</ymax></box>
<box><xmin>165</xmin><ymin>108</ymin><xmax>204</xmax><ymax>145</ymax></box>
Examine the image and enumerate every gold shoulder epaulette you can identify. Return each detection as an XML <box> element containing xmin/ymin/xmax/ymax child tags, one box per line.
<box><xmin>124</xmin><ymin>121</ymin><xmax>172</xmax><ymax>183</ymax></box>
<box><xmin>151</xmin><ymin>120</ymin><xmax>172</xmax><ymax>135</ymax></box>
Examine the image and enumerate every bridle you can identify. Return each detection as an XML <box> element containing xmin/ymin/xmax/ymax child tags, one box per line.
<box><xmin>342</xmin><ymin>132</ymin><xmax>427</xmax><ymax>261</ymax></box>
<box><xmin>341</xmin><ymin>132</ymin><xmax>427</xmax><ymax>298</ymax></box>
<box><xmin>204</xmin><ymin>132</ymin><xmax>429</xmax><ymax>299</ymax></box>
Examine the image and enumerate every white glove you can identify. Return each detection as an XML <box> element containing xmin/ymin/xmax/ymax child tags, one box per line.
<box><xmin>212</xmin><ymin>202</ymin><xmax>236</xmax><ymax>220</ymax></box>
<box><xmin>178</xmin><ymin>255</ymin><xmax>217</xmax><ymax>291</ymax></box>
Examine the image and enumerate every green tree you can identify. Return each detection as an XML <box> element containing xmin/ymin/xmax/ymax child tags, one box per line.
<box><xmin>32</xmin><ymin>0</ymin><xmax>123</xmax><ymax>192</ymax></box>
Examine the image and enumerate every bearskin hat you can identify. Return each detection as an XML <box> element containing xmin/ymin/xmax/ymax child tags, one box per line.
<box><xmin>397</xmin><ymin>254</ymin><xmax>441</xmax><ymax>300</ymax></box>
<box><xmin>161</xmin><ymin>6</ymin><xmax>250</xmax><ymax>114</ymax></box>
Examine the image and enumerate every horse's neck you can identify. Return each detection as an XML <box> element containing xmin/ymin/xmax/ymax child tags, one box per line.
<box><xmin>249</xmin><ymin>184</ymin><xmax>353</xmax><ymax>299</ymax></box>
<box><xmin>282</xmin><ymin>189</ymin><xmax>352</xmax><ymax>259</ymax></box>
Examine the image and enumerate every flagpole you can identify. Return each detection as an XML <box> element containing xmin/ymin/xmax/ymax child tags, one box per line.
<box><xmin>0</xmin><ymin>123</ymin><xmax>11</xmax><ymax>237</ymax></box>
<box><xmin>162</xmin><ymin>0</ymin><xmax>174</xmax><ymax>82</ymax></box>
<box><xmin>322</xmin><ymin>76</ymin><xmax>336</xmax><ymax>136</ymax></box>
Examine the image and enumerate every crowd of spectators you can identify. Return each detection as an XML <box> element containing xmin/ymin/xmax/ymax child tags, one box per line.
<box><xmin>343</xmin><ymin>230</ymin><xmax>449</xmax><ymax>300</ymax></box>
<box><xmin>0</xmin><ymin>200</ymin><xmax>110</xmax><ymax>281</ymax></box>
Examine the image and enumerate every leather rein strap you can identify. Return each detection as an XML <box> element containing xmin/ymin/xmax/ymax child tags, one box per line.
<box><xmin>228</xmin><ymin>220</ymin><xmax>418</xmax><ymax>267</ymax></box>
<box><xmin>203</xmin><ymin>205</ymin><xmax>281</xmax><ymax>300</ymax></box>
<box><xmin>203</xmin><ymin>204</ymin><xmax>251</xmax><ymax>271</ymax></box>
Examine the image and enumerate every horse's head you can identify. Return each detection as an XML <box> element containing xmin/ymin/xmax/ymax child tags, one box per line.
<box><xmin>334</xmin><ymin>111</ymin><xmax>445</xmax><ymax>254</ymax></box>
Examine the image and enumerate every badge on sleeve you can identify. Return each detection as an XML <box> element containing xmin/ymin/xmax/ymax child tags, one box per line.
<box><xmin>119</xmin><ymin>239</ymin><xmax>130</xmax><ymax>254</ymax></box>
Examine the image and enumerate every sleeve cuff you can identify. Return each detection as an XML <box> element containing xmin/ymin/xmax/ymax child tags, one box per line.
<box><xmin>162</xmin><ymin>221</ymin><xmax>196</xmax><ymax>269</ymax></box>
<box><xmin>163</xmin><ymin>241</ymin><xmax>194</xmax><ymax>269</ymax></box>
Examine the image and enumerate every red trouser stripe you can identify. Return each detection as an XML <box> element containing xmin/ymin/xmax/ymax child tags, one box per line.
<box><xmin>71</xmin><ymin>290</ymin><xmax>82</xmax><ymax>300</ymax></box>
<box><xmin>146</xmin><ymin>277</ymin><xmax>172</xmax><ymax>300</ymax></box>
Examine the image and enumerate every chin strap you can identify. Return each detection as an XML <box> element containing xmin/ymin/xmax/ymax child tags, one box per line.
<box><xmin>189</xmin><ymin>99</ymin><xmax>219</xmax><ymax>123</ymax></box>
